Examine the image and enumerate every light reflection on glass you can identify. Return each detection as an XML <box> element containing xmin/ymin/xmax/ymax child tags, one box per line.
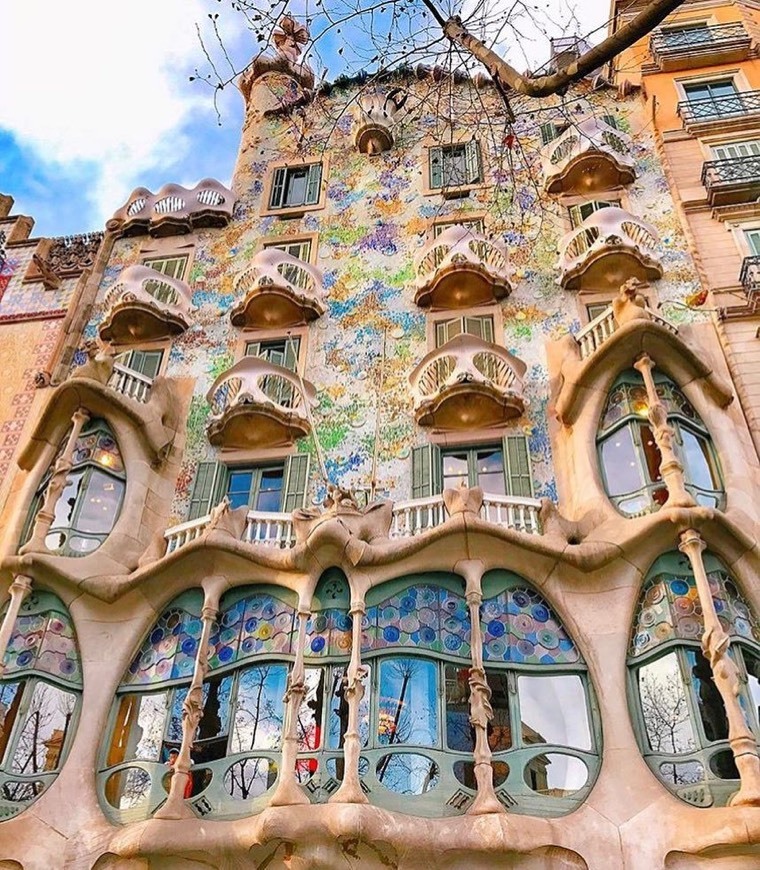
<box><xmin>11</xmin><ymin>682</ymin><xmax>76</xmax><ymax>773</ymax></box>
<box><xmin>524</xmin><ymin>753</ymin><xmax>587</xmax><ymax>796</ymax></box>
<box><xmin>230</xmin><ymin>664</ymin><xmax>287</xmax><ymax>752</ymax></box>
<box><xmin>377</xmin><ymin>657</ymin><xmax>438</xmax><ymax>748</ymax></box>
<box><xmin>517</xmin><ymin>675</ymin><xmax>591</xmax><ymax>750</ymax></box>
<box><xmin>637</xmin><ymin>653</ymin><xmax>697</xmax><ymax>754</ymax></box>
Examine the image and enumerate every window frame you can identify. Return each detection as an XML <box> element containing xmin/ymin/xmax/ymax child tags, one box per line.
<box><xmin>140</xmin><ymin>254</ymin><xmax>189</xmax><ymax>282</ymax></box>
<box><xmin>422</xmin><ymin>138</ymin><xmax>486</xmax><ymax>198</ymax></box>
<box><xmin>261</xmin><ymin>158</ymin><xmax>329</xmax><ymax>217</ymax></box>
<box><xmin>223</xmin><ymin>462</ymin><xmax>287</xmax><ymax>513</ymax></box>
<box><xmin>233</xmin><ymin>325</ymin><xmax>308</xmax><ymax>377</ymax></box>
<box><xmin>426</xmin><ymin>303</ymin><xmax>504</xmax><ymax>349</ymax></box>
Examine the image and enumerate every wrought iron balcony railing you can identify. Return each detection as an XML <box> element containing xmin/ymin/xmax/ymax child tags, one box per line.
<box><xmin>678</xmin><ymin>90</ymin><xmax>760</xmax><ymax>127</ymax></box>
<box><xmin>740</xmin><ymin>254</ymin><xmax>760</xmax><ymax>298</ymax></box>
<box><xmin>650</xmin><ymin>23</ymin><xmax>751</xmax><ymax>70</ymax></box>
<box><xmin>701</xmin><ymin>156</ymin><xmax>760</xmax><ymax>206</ymax></box>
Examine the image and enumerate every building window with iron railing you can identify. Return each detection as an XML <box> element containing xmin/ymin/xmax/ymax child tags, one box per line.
<box><xmin>680</xmin><ymin>80</ymin><xmax>741</xmax><ymax>122</ymax></box>
<box><xmin>114</xmin><ymin>349</ymin><xmax>164</xmax><ymax>381</ymax></box>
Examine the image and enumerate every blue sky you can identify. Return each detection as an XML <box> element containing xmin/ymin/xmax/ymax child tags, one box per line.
<box><xmin>0</xmin><ymin>0</ymin><xmax>608</xmax><ymax>238</ymax></box>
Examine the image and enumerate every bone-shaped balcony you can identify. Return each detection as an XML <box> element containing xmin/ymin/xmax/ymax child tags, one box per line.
<box><xmin>229</xmin><ymin>249</ymin><xmax>325</xmax><ymax>329</ymax></box>
<box><xmin>541</xmin><ymin>117</ymin><xmax>635</xmax><ymax>195</ymax></box>
<box><xmin>557</xmin><ymin>206</ymin><xmax>662</xmax><ymax>292</ymax></box>
<box><xmin>206</xmin><ymin>357</ymin><xmax>316</xmax><ymax>450</ymax></box>
<box><xmin>414</xmin><ymin>225</ymin><xmax>513</xmax><ymax>309</ymax></box>
<box><xmin>409</xmin><ymin>334</ymin><xmax>526</xmax><ymax>431</ymax></box>
<box><xmin>98</xmin><ymin>265</ymin><xmax>193</xmax><ymax>344</ymax></box>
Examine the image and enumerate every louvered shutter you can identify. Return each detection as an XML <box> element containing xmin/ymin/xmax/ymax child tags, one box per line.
<box><xmin>465</xmin><ymin>140</ymin><xmax>482</xmax><ymax>184</ymax></box>
<box><xmin>304</xmin><ymin>163</ymin><xmax>322</xmax><ymax>205</ymax></box>
<box><xmin>503</xmin><ymin>435</ymin><xmax>534</xmax><ymax>498</ymax></box>
<box><xmin>188</xmin><ymin>461</ymin><xmax>223</xmax><ymax>520</ymax></box>
<box><xmin>270</xmin><ymin>167</ymin><xmax>287</xmax><ymax>209</ymax></box>
<box><xmin>429</xmin><ymin>147</ymin><xmax>443</xmax><ymax>189</ymax></box>
<box><xmin>412</xmin><ymin>444</ymin><xmax>442</xmax><ymax>498</ymax></box>
<box><xmin>540</xmin><ymin>123</ymin><xmax>558</xmax><ymax>145</ymax></box>
<box><xmin>602</xmin><ymin>114</ymin><xmax>618</xmax><ymax>130</ymax></box>
<box><xmin>282</xmin><ymin>454</ymin><xmax>311</xmax><ymax>511</ymax></box>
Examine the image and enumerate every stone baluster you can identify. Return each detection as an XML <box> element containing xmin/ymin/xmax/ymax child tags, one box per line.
<box><xmin>155</xmin><ymin>586</ymin><xmax>220</xmax><ymax>819</ymax></box>
<box><xmin>0</xmin><ymin>576</ymin><xmax>33</xmax><ymax>673</ymax></box>
<box><xmin>633</xmin><ymin>354</ymin><xmax>695</xmax><ymax>508</ymax></box>
<box><xmin>270</xmin><ymin>602</ymin><xmax>311</xmax><ymax>806</ymax></box>
<box><xmin>330</xmin><ymin>597</ymin><xmax>369</xmax><ymax>804</ymax></box>
<box><xmin>457</xmin><ymin>560</ymin><xmax>505</xmax><ymax>814</ymax></box>
<box><xmin>679</xmin><ymin>529</ymin><xmax>760</xmax><ymax>806</ymax></box>
<box><xmin>21</xmin><ymin>407</ymin><xmax>91</xmax><ymax>553</ymax></box>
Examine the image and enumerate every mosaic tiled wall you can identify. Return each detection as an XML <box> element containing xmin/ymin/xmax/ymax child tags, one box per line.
<box><xmin>80</xmin><ymin>78</ymin><xmax>704</xmax><ymax>526</ymax></box>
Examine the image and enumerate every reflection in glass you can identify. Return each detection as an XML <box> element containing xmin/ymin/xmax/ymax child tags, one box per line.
<box><xmin>637</xmin><ymin>653</ymin><xmax>697</xmax><ymax>755</ymax></box>
<box><xmin>376</xmin><ymin>753</ymin><xmax>440</xmax><ymax>795</ymax></box>
<box><xmin>600</xmin><ymin>427</ymin><xmax>643</xmax><ymax>496</ymax></box>
<box><xmin>11</xmin><ymin>682</ymin><xmax>76</xmax><ymax>774</ymax></box>
<box><xmin>658</xmin><ymin>759</ymin><xmax>704</xmax><ymax>786</ymax></box>
<box><xmin>224</xmin><ymin>757</ymin><xmax>278</xmax><ymax>801</ymax></box>
<box><xmin>745</xmin><ymin>651</ymin><xmax>760</xmax><ymax>727</ymax></box>
<box><xmin>298</xmin><ymin>668</ymin><xmax>325</xmax><ymax>752</ymax></box>
<box><xmin>442</xmin><ymin>453</ymin><xmax>469</xmax><ymax>491</ymax></box>
<box><xmin>377</xmin><ymin>657</ymin><xmax>438</xmax><ymax>748</ymax></box>
<box><xmin>486</xmin><ymin>670</ymin><xmax>511</xmax><ymax>752</ymax></box>
<box><xmin>1</xmin><ymin>780</ymin><xmax>45</xmax><ymax>803</ymax></box>
<box><xmin>230</xmin><ymin>664</ymin><xmax>287</xmax><ymax>752</ymax></box>
<box><xmin>681</xmin><ymin>429</ymin><xmax>719</xmax><ymax>492</ymax></box>
<box><xmin>477</xmin><ymin>449</ymin><xmax>506</xmax><ymax>494</ymax></box>
<box><xmin>109</xmin><ymin>692</ymin><xmax>169</xmax><ymax>764</ymax></box>
<box><xmin>524</xmin><ymin>754</ymin><xmax>587</xmax><ymax>796</ymax></box>
<box><xmin>0</xmin><ymin>682</ymin><xmax>23</xmax><ymax>762</ymax></box>
<box><xmin>686</xmin><ymin>649</ymin><xmax>728</xmax><ymax>743</ymax></box>
<box><xmin>105</xmin><ymin>767</ymin><xmax>152</xmax><ymax>810</ymax></box>
<box><xmin>453</xmin><ymin>759</ymin><xmax>509</xmax><ymax>789</ymax></box>
<box><xmin>76</xmin><ymin>471</ymin><xmax>125</xmax><ymax>534</ymax></box>
<box><xmin>517</xmin><ymin>675</ymin><xmax>591</xmax><ymax>750</ymax></box>
<box><xmin>445</xmin><ymin>665</ymin><xmax>471</xmax><ymax>751</ymax></box>
<box><xmin>709</xmin><ymin>749</ymin><xmax>740</xmax><ymax>780</ymax></box>
<box><xmin>327</xmin><ymin>665</ymin><xmax>369</xmax><ymax>752</ymax></box>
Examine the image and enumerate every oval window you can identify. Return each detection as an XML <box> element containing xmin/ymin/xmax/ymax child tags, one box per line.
<box><xmin>523</xmin><ymin>754</ymin><xmax>588</xmax><ymax>797</ymax></box>
<box><xmin>375</xmin><ymin>753</ymin><xmax>440</xmax><ymax>795</ymax></box>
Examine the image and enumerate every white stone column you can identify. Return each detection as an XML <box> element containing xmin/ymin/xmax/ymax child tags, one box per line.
<box><xmin>155</xmin><ymin>588</ymin><xmax>220</xmax><ymax>819</ymax></box>
<box><xmin>457</xmin><ymin>560</ymin><xmax>505</xmax><ymax>815</ymax></box>
<box><xmin>330</xmin><ymin>597</ymin><xmax>369</xmax><ymax>804</ymax></box>
<box><xmin>22</xmin><ymin>407</ymin><xmax>91</xmax><ymax>553</ymax></box>
<box><xmin>633</xmin><ymin>354</ymin><xmax>695</xmax><ymax>508</ymax></box>
<box><xmin>0</xmin><ymin>575</ymin><xmax>33</xmax><ymax>673</ymax></box>
<box><xmin>270</xmin><ymin>603</ymin><xmax>311</xmax><ymax>806</ymax></box>
<box><xmin>679</xmin><ymin>529</ymin><xmax>760</xmax><ymax>807</ymax></box>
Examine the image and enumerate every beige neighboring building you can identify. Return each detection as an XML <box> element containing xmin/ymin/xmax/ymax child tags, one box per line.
<box><xmin>0</xmin><ymin>8</ymin><xmax>759</xmax><ymax>869</ymax></box>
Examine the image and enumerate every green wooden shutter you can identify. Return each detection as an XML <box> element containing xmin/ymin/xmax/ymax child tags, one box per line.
<box><xmin>429</xmin><ymin>147</ymin><xmax>443</xmax><ymax>189</ymax></box>
<box><xmin>503</xmin><ymin>435</ymin><xmax>534</xmax><ymax>498</ymax></box>
<box><xmin>304</xmin><ymin>163</ymin><xmax>322</xmax><ymax>205</ymax></box>
<box><xmin>540</xmin><ymin>123</ymin><xmax>557</xmax><ymax>145</ymax></box>
<box><xmin>412</xmin><ymin>444</ymin><xmax>442</xmax><ymax>498</ymax></box>
<box><xmin>282</xmin><ymin>454</ymin><xmax>310</xmax><ymax>511</ymax></box>
<box><xmin>270</xmin><ymin>167</ymin><xmax>287</xmax><ymax>209</ymax></box>
<box><xmin>602</xmin><ymin>113</ymin><xmax>618</xmax><ymax>129</ymax></box>
<box><xmin>465</xmin><ymin>140</ymin><xmax>482</xmax><ymax>184</ymax></box>
<box><xmin>188</xmin><ymin>461</ymin><xmax>223</xmax><ymax>520</ymax></box>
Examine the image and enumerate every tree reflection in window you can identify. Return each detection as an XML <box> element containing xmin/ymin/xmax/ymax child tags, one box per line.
<box><xmin>597</xmin><ymin>370</ymin><xmax>723</xmax><ymax>516</ymax></box>
<box><xmin>630</xmin><ymin>551</ymin><xmax>760</xmax><ymax>804</ymax></box>
<box><xmin>0</xmin><ymin>591</ymin><xmax>82</xmax><ymax>818</ymax></box>
<box><xmin>100</xmin><ymin>572</ymin><xmax>355</xmax><ymax>823</ymax></box>
<box><xmin>361</xmin><ymin>573</ymin><xmax>599</xmax><ymax>817</ymax></box>
<box><xmin>22</xmin><ymin>418</ymin><xmax>126</xmax><ymax>557</ymax></box>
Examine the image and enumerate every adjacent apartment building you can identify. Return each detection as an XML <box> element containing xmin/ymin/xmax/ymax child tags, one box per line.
<box><xmin>0</xmin><ymin>1</ymin><xmax>759</xmax><ymax>867</ymax></box>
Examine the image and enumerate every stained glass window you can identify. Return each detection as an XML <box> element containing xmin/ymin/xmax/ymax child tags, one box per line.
<box><xmin>0</xmin><ymin>591</ymin><xmax>82</xmax><ymax>819</ymax></box>
<box><xmin>598</xmin><ymin>370</ymin><xmax>723</xmax><ymax>517</ymax></box>
<box><xmin>629</xmin><ymin>551</ymin><xmax>760</xmax><ymax>807</ymax></box>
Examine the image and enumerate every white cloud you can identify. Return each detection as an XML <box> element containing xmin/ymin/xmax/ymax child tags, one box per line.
<box><xmin>0</xmin><ymin>0</ymin><xmax>243</xmax><ymax>224</ymax></box>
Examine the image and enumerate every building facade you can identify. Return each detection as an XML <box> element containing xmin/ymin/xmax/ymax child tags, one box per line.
<box><xmin>0</xmin><ymin>2</ymin><xmax>760</xmax><ymax>867</ymax></box>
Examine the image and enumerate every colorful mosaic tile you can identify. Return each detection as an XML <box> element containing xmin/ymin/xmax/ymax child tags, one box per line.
<box><xmin>305</xmin><ymin>608</ymin><xmax>352</xmax><ymax>658</ymax></box>
<box><xmin>208</xmin><ymin>593</ymin><xmax>295</xmax><ymax>670</ymax></box>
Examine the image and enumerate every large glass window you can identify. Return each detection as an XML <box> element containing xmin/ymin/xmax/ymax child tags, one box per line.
<box><xmin>225</xmin><ymin>465</ymin><xmax>285</xmax><ymax>512</ymax></box>
<box><xmin>441</xmin><ymin>445</ymin><xmax>507</xmax><ymax>494</ymax></box>
<box><xmin>630</xmin><ymin>551</ymin><xmax>760</xmax><ymax>807</ymax></box>
<box><xmin>597</xmin><ymin>370</ymin><xmax>723</xmax><ymax>517</ymax></box>
<box><xmin>0</xmin><ymin>592</ymin><xmax>82</xmax><ymax>819</ymax></box>
<box><xmin>24</xmin><ymin>418</ymin><xmax>126</xmax><ymax>557</ymax></box>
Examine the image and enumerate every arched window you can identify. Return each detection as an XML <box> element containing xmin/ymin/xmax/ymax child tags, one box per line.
<box><xmin>0</xmin><ymin>591</ymin><xmax>82</xmax><ymax>818</ymax></box>
<box><xmin>23</xmin><ymin>418</ymin><xmax>126</xmax><ymax>557</ymax></box>
<box><xmin>99</xmin><ymin>573</ymin><xmax>353</xmax><ymax>823</ymax></box>
<box><xmin>597</xmin><ymin>370</ymin><xmax>723</xmax><ymax>517</ymax></box>
<box><xmin>359</xmin><ymin>572</ymin><xmax>599</xmax><ymax>817</ymax></box>
<box><xmin>629</xmin><ymin>551</ymin><xmax>760</xmax><ymax>807</ymax></box>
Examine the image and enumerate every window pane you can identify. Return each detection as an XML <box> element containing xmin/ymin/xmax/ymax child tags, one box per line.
<box><xmin>517</xmin><ymin>675</ymin><xmax>591</xmax><ymax>750</ymax></box>
<box><xmin>11</xmin><ymin>682</ymin><xmax>77</xmax><ymax>773</ymax></box>
<box><xmin>600</xmin><ymin>426</ymin><xmax>645</xmax><ymax>496</ymax></box>
<box><xmin>681</xmin><ymin>428</ymin><xmax>720</xmax><ymax>491</ymax></box>
<box><xmin>227</xmin><ymin>471</ymin><xmax>253</xmax><ymax>510</ymax></box>
<box><xmin>442</xmin><ymin>145</ymin><xmax>467</xmax><ymax>186</ymax></box>
<box><xmin>523</xmin><ymin>753</ymin><xmax>587</xmax><ymax>796</ymax></box>
<box><xmin>476</xmin><ymin>448</ymin><xmax>506</xmax><ymax>494</ymax></box>
<box><xmin>50</xmin><ymin>470</ymin><xmax>85</xmax><ymax>531</ymax></box>
<box><xmin>75</xmin><ymin>471</ymin><xmax>124</xmax><ymax>534</ymax></box>
<box><xmin>231</xmin><ymin>664</ymin><xmax>288</xmax><ymax>752</ymax></box>
<box><xmin>637</xmin><ymin>653</ymin><xmax>697</xmax><ymax>754</ymax></box>
<box><xmin>745</xmin><ymin>651</ymin><xmax>760</xmax><ymax>729</ymax></box>
<box><xmin>194</xmin><ymin>674</ymin><xmax>233</xmax><ymax>763</ymax></box>
<box><xmin>284</xmin><ymin>169</ymin><xmax>308</xmax><ymax>206</ymax></box>
<box><xmin>297</xmin><ymin>668</ymin><xmax>325</xmax><ymax>752</ymax></box>
<box><xmin>486</xmin><ymin>670</ymin><xmax>511</xmax><ymax>752</ymax></box>
<box><xmin>639</xmin><ymin>423</ymin><xmax>663</xmax><ymax>484</ymax></box>
<box><xmin>445</xmin><ymin>665</ymin><xmax>472</xmax><ymax>751</ymax></box>
<box><xmin>255</xmin><ymin>468</ymin><xmax>284</xmax><ymax>513</ymax></box>
<box><xmin>378</xmin><ymin>657</ymin><xmax>438</xmax><ymax>747</ymax></box>
<box><xmin>442</xmin><ymin>452</ymin><xmax>469</xmax><ymax>490</ymax></box>
<box><xmin>328</xmin><ymin>664</ymin><xmax>369</xmax><ymax>751</ymax></box>
<box><xmin>686</xmin><ymin>649</ymin><xmax>728</xmax><ymax>742</ymax></box>
<box><xmin>110</xmin><ymin>692</ymin><xmax>169</xmax><ymax>763</ymax></box>
<box><xmin>0</xmin><ymin>682</ymin><xmax>23</xmax><ymax>763</ymax></box>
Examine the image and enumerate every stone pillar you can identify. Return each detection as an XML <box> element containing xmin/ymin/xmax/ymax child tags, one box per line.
<box><xmin>0</xmin><ymin>576</ymin><xmax>33</xmax><ymax>673</ymax></box>
<box><xmin>270</xmin><ymin>604</ymin><xmax>311</xmax><ymax>806</ymax></box>
<box><xmin>633</xmin><ymin>354</ymin><xmax>695</xmax><ymax>508</ymax></box>
<box><xmin>679</xmin><ymin>529</ymin><xmax>760</xmax><ymax>807</ymax></box>
<box><xmin>330</xmin><ymin>598</ymin><xmax>369</xmax><ymax>804</ymax></box>
<box><xmin>457</xmin><ymin>560</ymin><xmax>505</xmax><ymax>815</ymax></box>
<box><xmin>21</xmin><ymin>407</ymin><xmax>91</xmax><ymax>553</ymax></box>
<box><xmin>154</xmin><ymin>590</ymin><xmax>220</xmax><ymax>819</ymax></box>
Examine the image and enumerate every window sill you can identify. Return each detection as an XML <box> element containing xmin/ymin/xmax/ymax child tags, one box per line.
<box><xmin>260</xmin><ymin>201</ymin><xmax>325</xmax><ymax>219</ymax></box>
<box><xmin>423</xmin><ymin>182</ymin><xmax>488</xmax><ymax>199</ymax></box>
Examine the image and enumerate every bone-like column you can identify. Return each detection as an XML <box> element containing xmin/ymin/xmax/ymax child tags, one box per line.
<box><xmin>633</xmin><ymin>354</ymin><xmax>695</xmax><ymax>508</ymax></box>
<box><xmin>679</xmin><ymin>529</ymin><xmax>760</xmax><ymax>806</ymax></box>
<box><xmin>155</xmin><ymin>591</ymin><xmax>219</xmax><ymax>819</ymax></box>
<box><xmin>0</xmin><ymin>576</ymin><xmax>33</xmax><ymax>674</ymax></box>
<box><xmin>270</xmin><ymin>604</ymin><xmax>311</xmax><ymax>806</ymax></box>
<box><xmin>330</xmin><ymin>597</ymin><xmax>369</xmax><ymax>804</ymax></box>
<box><xmin>22</xmin><ymin>407</ymin><xmax>91</xmax><ymax>553</ymax></box>
<box><xmin>457</xmin><ymin>560</ymin><xmax>505</xmax><ymax>814</ymax></box>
